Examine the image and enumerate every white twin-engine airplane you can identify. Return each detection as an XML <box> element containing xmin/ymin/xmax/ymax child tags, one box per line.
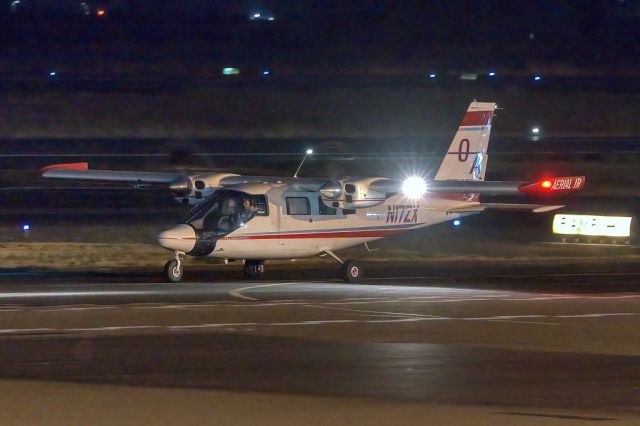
<box><xmin>42</xmin><ymin>102</ymin><xmax>585</xmax><ymax>283</ymax></box>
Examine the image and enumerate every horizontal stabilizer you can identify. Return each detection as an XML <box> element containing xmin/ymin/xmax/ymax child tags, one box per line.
<box><xmin>448</xmin><ymin>203</ymin><xmax>564</xmax><ymax>213</ymax></box>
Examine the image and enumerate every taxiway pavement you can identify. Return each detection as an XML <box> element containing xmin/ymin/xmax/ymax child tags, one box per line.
<box><xmin>0</xmin><ymin>268</ymin><xmax>639</xmax><ymax>424</ymax></box>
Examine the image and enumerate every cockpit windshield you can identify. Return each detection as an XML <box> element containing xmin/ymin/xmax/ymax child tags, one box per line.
<box><xmin>183</xmin><ymin>190</ymin><xmax>267</xmax><ymax>237</ymax></box>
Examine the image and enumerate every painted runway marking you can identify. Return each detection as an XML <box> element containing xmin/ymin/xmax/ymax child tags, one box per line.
<box><xmin>0</xmin><ymin>312</ymin><xmax>637</xmax><ymax>336</ymax></box>
<box><xmin>306</xmin><ymin>305</ymin><xmax>441</xmax><ymax>319</ymax></box>
<box><xmin>229</xmin><ymin>282</ymin><xmax>307</xmax><ymax>301</ymax></box>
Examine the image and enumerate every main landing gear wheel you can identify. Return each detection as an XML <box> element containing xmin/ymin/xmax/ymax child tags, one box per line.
<box><xmin>243</xmin><ymin>260</ymin><xmax>265</xmax><ymax>280</ymax></box>
<box><xmin>164</xmin><ymin>252</ymin><xmax>184</xmax><ymax>283</ymax></box>
<box><xmin>341</xmin><ymin>260</ymin><xmax>363</xmax><ymax>283</ymax></box>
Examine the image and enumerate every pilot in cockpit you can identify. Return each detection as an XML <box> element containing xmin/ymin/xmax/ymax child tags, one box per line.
<box><xmin>239</xmin><ymin>197</ymin><xmax>258</xmax><ymax>224</ymax></box>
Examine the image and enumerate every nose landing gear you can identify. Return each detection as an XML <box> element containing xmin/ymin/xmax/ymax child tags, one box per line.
<box><xmin>164</xmin><ymin>251</ymin><xmax>185</xmax><ymax>283</ymax></box>
<box><xmin>243</xmin><ymin>260</ymin><xmax>265</xmax><ymax>279</ymax></box>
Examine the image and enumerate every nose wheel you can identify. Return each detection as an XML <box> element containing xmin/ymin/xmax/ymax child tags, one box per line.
<box><xmin>243</xmin><ymin>260</ymin><xmax>265</xmax><ymax>279</ymax></box>
<box><xmin>164</xmin><ymin>252</ymin><xmax>184</xmax><ymax>283</ymax></box>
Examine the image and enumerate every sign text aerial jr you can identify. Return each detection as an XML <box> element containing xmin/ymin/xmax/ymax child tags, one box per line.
<box><xmin>41</xmin><ymin>102</ymin><xmax>585</xmax><ymax>282</ymax></box>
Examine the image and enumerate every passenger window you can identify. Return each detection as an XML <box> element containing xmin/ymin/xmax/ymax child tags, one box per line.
<box><xmin>318</xmin><ymin>196</ymin><xmax>336</xmax><ymax>215</ymax></box>
<box><xmin>286</xmin><ymin>197</ymin><xmax>310</xmax><ymax>215</ymax></box>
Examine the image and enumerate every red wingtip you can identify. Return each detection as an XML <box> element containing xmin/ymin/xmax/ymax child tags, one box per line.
<box><xmin>40</xmin><ymin>162</ymin><xmax>89</xmax><ymax>173</ymax></box>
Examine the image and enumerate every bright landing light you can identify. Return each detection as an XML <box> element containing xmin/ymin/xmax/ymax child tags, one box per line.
<box><xmin>402</xmin><ymin>176</ymin><xmax>427</xmax><ymax>199</ymax></box>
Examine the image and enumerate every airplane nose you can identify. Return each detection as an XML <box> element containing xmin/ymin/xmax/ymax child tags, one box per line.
<box><xmin>157</xmin><ymin>224</ymin><xmax>196</xmax><ymax>253</ymax></box>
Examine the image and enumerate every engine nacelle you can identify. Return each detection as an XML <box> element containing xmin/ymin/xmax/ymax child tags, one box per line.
<box><xmin>320</xmin><ymin>177</ymin><xmax>388</xmax><ymax>210</ymax></box>
<box><xmin>172</xmin><ymin>173</ymin><xmax>240</xmax><ymax>205</ymax></box>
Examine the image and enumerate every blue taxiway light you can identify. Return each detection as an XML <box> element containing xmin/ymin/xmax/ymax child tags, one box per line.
<box><xmin>452</xmin><ymin>219</ymin><xmax>461</xmax><ymax>227</ymax></box>
<box><xmin>488</xmin><ymin>72</ymin><xmax>496</xmax><ymax>77</ymax></box>
<box><xmin>22</xmin><ymin>224</ymin><xmax>30</xmax><ymax>231</ymax></box>
<box><xmin>534</xmin><ymin>75</ymin><xmax>542</xmax><ymax>81</ymax></box>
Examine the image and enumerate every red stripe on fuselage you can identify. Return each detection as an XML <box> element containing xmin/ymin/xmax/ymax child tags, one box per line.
<box><xmin>460</xmin><ymin>111</ymin><xmax>493</xmax><ymax>127</ymax></box>
<box><xmin>222</xmin><ymin>229</ymin><xmax>404</xmax><ymax>240</ymax></box>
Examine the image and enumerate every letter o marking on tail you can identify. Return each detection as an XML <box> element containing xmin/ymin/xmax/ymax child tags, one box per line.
<box><xmin>458</xmin><ymin>139</ymin><xmax>470</xmax><ymax>162</ymax></box>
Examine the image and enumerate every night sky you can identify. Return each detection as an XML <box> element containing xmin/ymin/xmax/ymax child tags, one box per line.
<box><xmin>1</xmin><ymin>1</ymin><xmax>639</xmax><ymax>75</ymax></box>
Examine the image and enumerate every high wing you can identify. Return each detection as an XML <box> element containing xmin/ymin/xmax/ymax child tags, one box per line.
<box><xmin>370</xmin><ymin>176</ymin><xmax>586</xmax><ymax>196</ymax></box>
<box><xmin>40</xmin><ymin>163</ymin><xmax>331</xmax><ymax>190</ymax></box>
<box><xmin>40</xmin><ymin>162</ymin><xmax>333</xmax><ymax>201</ymax></box>
<box><xmin>40</xmin><ymin>163</ymin><xmax>585</xmax><ymax>207</ymax></box>
<box><xmin>41</xmin><ymin>162</ymin><xmax>184</xmax><ymax>184</ymax></box>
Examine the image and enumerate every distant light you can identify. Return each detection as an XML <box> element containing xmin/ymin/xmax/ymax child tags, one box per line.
<box><xmin>222</xmin><ymin>67</ymin><xmax>240</xmax><ymax>75</ymax></box>
<box><xmin>253</xmin><ymin>13</ymin><xmax>261</xmax><ymax>18</ymax></box>
<box><xmin>453</xmin><ymin>219</ymin><xmax>461</xmax><ymax>227</ymax></box>
<box><xmin>262</xmin><ymin>69</ymin><xmax>270</xmax><ymax>76</ymax></box>
<box><xmin>428</xmin><ymin>73</ymin><xmax>436</xmax><ymax>79</ymax></box>
<box><xmin>96</xmin><ymin>9</ymin><xmax>105</xmax><ymax>17</ymax></box>
<box><xmin>22</xmin><ymin>224</ymin><xmax>30</xmax><ymax>231</ymax></box>
<box><xmin>531</xmin><ymin>127</ymin><xmax>540</xmax><ymax>134</ymax></box>
<box><xmin>267</xmin><ymin>17</ymin><xmax>275</xmax><ymax>21</ymax></box>
<box><xmin>534</xmin><ymin>75</ymin><xmax>542</xmax><ymax>81</ymax></box>
<box><xmin>488</xmin><ymin>72</ymin><xmax>496</xmax><ymax>77</ymax></box>
<box><xmin>402</xmin><ymin>176</ymin><xmax>427</xmax><ymax>199</ymax></box>
<box><xmin>11</xmin><ymin>0</ymin><xmax>20</xmax><ymax>13</ymax></box>
<box><xmin>306</xmin><ymin>148</ymin><xmax>313</xmax><ymax>155</ymax></box>
<box><xmin>49</xmin><ymin>71</ymin><xmax>57</xmax><ymax>77</ymax></box>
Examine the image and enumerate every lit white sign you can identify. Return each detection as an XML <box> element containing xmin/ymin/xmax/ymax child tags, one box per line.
<box><xmin>552</xmin><ymin>214</ymin><xmax>631</xmax><ymax>238</ymax></box>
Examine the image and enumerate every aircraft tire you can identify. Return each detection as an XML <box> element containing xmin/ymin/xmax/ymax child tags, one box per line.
<box><xmin>243</xmin><ymin>260</ymin><xmax>265</xmax><ymax>280</ymax></box>
<box><xmin>341</xmin><ymin>260</ymin><xmax>363</xmax><ymax>283</ymax></box>
<box><xmin>164</xmin><ymin>259</ymin><xmax>184</xmax><ymax>283</ymax></box>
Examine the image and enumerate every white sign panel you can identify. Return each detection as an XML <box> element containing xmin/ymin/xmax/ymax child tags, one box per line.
<box><xmin>552</xmin><ymin>214</ymin><xmax>632</xmax><ymax>238</ymax></box>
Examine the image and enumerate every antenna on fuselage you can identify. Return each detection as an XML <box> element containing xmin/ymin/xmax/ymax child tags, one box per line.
<box><xmin>293</xmin><ymin>148</ymin><xmax>313</xmax><ymax>178</ymax></box>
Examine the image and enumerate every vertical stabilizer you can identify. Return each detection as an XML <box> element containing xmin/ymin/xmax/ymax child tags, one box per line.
<box><xmin>434</xmin><ymin>101</ymin><xmax>497</xmax><ymax>181</ymax></box>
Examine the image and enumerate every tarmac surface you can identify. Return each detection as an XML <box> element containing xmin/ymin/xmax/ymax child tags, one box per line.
<box><xmin>0</xmin><ymin>265</ymin><xmax>639</xmax><ymax>424</ymax></box>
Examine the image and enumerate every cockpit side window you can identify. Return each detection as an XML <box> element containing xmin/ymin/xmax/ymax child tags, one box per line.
<box><xmin>183</xmin><ymin>190</ymin><xmax>267</xmax><ymax>235</ymax></box>
<box><xmin>250</xmin><ymin>195</ymin><xmax>269</xmax><ymax>216</ymax></box>
<box><xmin>286</xmin><ymin>197</ymin><xmax>310</xmax><ymax>215</ymax></box>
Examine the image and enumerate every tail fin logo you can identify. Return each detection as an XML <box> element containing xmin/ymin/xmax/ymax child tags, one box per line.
<box><xmin>470</xmin><ymin>152</ymin><xmax>485</xmax><ymax>179</ymax></box>
<box><xmin>449</xmin><ymin>139</ymin><xmax>478</xmax><ymax>162</ymax></box>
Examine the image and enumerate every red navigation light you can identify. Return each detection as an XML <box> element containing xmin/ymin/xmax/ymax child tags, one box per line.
<box><xmin>519</xmin><ymin>176</ymin><xmax>585</xmax><ymax>195</ymax></box>
<box><xmin>541</xmin><ymin>180</ymin><xmax>552</xmax><ymax>189</ymax></box>
<box><xmin>96</xmin><ymin>9</ymin><xmax>106</xmax><ymax>17</ymax></box>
